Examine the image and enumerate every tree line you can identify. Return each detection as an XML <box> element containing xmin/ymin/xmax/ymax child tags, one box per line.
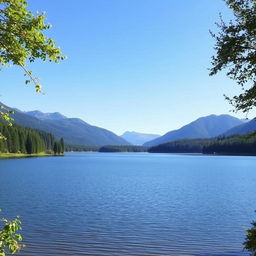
<box><xmin>148</xmin><ymin>139</ymin><xmax>211</xmax><ymax>153</ymax></box>
<box><xmin>65</xmin><ymin>144</ymin><xmax>100</xmax><ymax>152</ymax></box>
<box><xmin>65</xmin><ymin>144</ymin><xmax>149</xmax><ymax>153</ymax></box>
<box><xmin>202</xmin><ymin>134</ymin><xmax>256</xmax><ymax>155</ymax></box>
<box><xmin>65</xmin><ymin>133</ymin><xmax>256</xmax><ymax>155</ymax></box>
<box><xmin>99</xmin><ymin>145</ymin><xmax>148</xmax><ymax>153</ymax></box>
<box><xmin>0</xmin><ymin>123</ymin><xmax>64</xmax><ymax>155</ymax></box>
<box><xmin>148</xmin><ymin>134</ymin><xmax>256</xmax><ymax>155</ymax></box>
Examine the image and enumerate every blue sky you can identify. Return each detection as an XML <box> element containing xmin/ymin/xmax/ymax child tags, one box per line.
<box><xmin>1</xmin><ymin>0</ymin><xmax>254</xmax><ymax>135</ymax></box>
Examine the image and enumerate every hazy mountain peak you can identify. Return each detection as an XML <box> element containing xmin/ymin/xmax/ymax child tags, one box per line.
<box><xmin>121</xmin><ymin>131</ymin><xmax>160</xmax><ymax>145</ymax></box>
<box><xmin>26</xmin><ymin>110</ymin><xmax>67</xmax><ymax>120</ymax></box>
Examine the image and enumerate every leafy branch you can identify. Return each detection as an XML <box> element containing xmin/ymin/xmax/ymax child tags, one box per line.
<box><xmin>0</xmin><ymin>211</ymin><xmax>25</xmax><ymax>256</ymax></box>
<box><xmin>210</xmin><ymin>0</ymin><xmax>256</xmax><ymax>113</ymax></box>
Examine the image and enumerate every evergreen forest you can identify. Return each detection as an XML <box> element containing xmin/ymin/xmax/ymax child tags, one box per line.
<box><xmin>149</xmin><ymin>134</ymin><xmax>256</xmax><ymax>155</ymax></box>
<box><xmin>0</xmin><ymin>123</ymin><xmax>64</xmax><ymax>155</ymax></box>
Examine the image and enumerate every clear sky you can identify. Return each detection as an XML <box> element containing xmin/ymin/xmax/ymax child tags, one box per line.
<box><xmin>1</xmin><ymin>0</ymin><xmax>255</xmax><ymax>135</ymax></box>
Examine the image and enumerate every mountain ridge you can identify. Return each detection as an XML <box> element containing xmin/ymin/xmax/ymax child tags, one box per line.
<box><xmin>223</xmin><ymin>119</ymin><xmax>256</xmax><ymax>136</ymax></box>
<box><xmin>0</xmin><ymin>102</ymin><xmax>129</xmax><ymax>146</ymax></box>
<box><xmin>26</xmin><ymin>110</ymin><xmax>67</xmax><ymax>120</ymax></box>
<box><xmin>144</xmin><ymin>114</ymin><xmax>245</xmax><ymax>146</ymax></box>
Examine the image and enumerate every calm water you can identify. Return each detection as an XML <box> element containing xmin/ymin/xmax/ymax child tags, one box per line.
<box><xmin>0</xmin><ymin>153</ymin><xmax>256</xmax><ymax>256</ymax></box>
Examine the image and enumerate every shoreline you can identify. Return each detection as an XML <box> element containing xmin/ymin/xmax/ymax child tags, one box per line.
<box><xmin>0</xmin><ymin>153</ymin><xmax>64</xmax><ymax>159</ymax></box>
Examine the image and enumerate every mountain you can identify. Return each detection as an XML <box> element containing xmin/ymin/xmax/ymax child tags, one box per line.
<box><xmin>26</xmin><ymin>110</ymin><xmax>67</xmax><ymax>120</ymax></box>
<box><xmin>121</xmin><ymin>131</ymin><xmax>160</xmax><ymax>145</ymax></box>
<box><xmin>223</xmin><ymin>119</ymin><xmax>256</xmax><ymax>136</ymax></box>
<box><xmin>1</xmin><ymin>102</ymin><xmax>129</xmax><ymax>146</ymax></box>
<box><xmin>144</xmin><ymin>114</ymin><xmax>245</xmax><ymax>146</ymax></box>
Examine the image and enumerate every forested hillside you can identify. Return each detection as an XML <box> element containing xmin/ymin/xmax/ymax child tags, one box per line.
<box><xmin>148</xmin><ymin>139</ymin><xmax>211</xmax><ymax>153</ymax></box>
<box><xmin>0</xmin><ymin>123</ymin><xmax>64</xmax><ymax>155</ymax></box>
<box><xmin>0</xmin><ymin>102</ymin><xmax>129</xmax><ymax>146</ymax></box>
<box><xmin>202</xmin><ymin>134</ymin><xmax>256</xmax><ymax>155</ymax></box>
<box><xmin>149</xmin><ymin>133</ymin><xmax>256</xmax><ymax>155</ymax></box>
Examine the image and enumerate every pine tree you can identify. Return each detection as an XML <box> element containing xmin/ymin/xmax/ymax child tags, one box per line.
<box><xmin>53</xmin><ymin>142</ymin><xmax>58</xmax><ymax>155</ymax></box>
<box><xmin>60</xmin><ymin>138</ymin><xmax>64</xmax><ymax>154</ymax></box>
<box><xmin>25</xmin><ymin>136</ymin><xmax>33</xmax><ymax>154</ymax></box>
<box><xmin>19</xmin><ymin>131</ymin><xmax>26</xmax><ymax>153</ymax></box>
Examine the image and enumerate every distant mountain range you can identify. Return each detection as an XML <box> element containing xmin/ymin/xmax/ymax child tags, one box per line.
<box><xmin>1</xmin><ymin>102</ymin><xmax>254</xmax><ymax>148</ymax></box>
<box><xmin>121</xmin><ymin>131</ymin><xmax>160</xmax><ymax>145</ymax></box>
<box><xmin>1</xmin><ymin>103</ymin><xmax>129</xmax><ymax>146</ymax></box>
<box><xmin>144</xmin><ymin>114</ymin><xmax>247</xmax><ymax>146</ymax></box>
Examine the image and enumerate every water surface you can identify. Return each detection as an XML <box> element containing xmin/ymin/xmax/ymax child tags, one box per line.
<box><xmin>0</xmin><ymin>153</ymin><xmax>255</xmax><ymax>255</ymax></box>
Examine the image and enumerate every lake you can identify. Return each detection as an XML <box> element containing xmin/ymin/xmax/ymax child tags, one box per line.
<box><xmin>0</xmin><ymin>153</ymin><xmax>255</xmax><ymax>255</ymax></box>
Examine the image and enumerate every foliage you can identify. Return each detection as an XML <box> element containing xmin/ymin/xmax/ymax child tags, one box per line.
<box><xmin>0</xmin><ymin>0</ymin><xmax>65</xmax><ymax>91</ymax></box>
<box><xmin>0</xmin><ymin>212</ymin><xmax>25</xmax><ymax>256</ymax></box>
<box><xmin>0</xmin><ymin>106</ymin><xmax>13</xmax><ymax>140</ymax></box>
<box><xmin>0</xmin><ymin>122</ymin><xmax>63</xmax><ymax>154</ymax></box>
<box><xmin>244</xmin><ymin>220</ymin><xmax>256</xmax><ymax>256</ymax></box>
<box><xmin>210</xmin><ymin>0</ymin><xmax>256</xmax><ymax>113</ymax></box>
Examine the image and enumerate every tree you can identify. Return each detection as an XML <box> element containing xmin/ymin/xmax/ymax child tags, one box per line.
<box><xmin>211</xmin><ymin>1</ymin><xmax>256</xmax><ymax>253</ymax></box>
<box><xmin>25</xmin><ymin>135</ymin><xmax>32</xmax><ymax>154</ymax></box>
<box><xmin>0</xmin><ymin>0</ymin><xmax>65</xmax><ymax>91</ymax></box>
<box><xmin>53</xmin><ymin>141</ymin><xmax>57</xmax><ymax>155</ymax></box>
<box><xmin>244</xmin><ymin>220</ymin><xmax>256</xmax><ymax>256</ymax></box>
<box><xmin>60</xmin><ymin>137</ymin><xmax>64</xmax><ymax>154</ymax></box>
<box><xmin>0</xmin><ymin>1</ymin><xmax>65</xmax><ymax>254</ymax></box>
<box><xmin>0</xmin><ymin>0</ymin><xmax>65</xmax><ymax>130</ymax></box>
<box><xmin>210</xmin><ymin>0</ymin><xmax>256</xmax><ymax>113</ymax></box>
